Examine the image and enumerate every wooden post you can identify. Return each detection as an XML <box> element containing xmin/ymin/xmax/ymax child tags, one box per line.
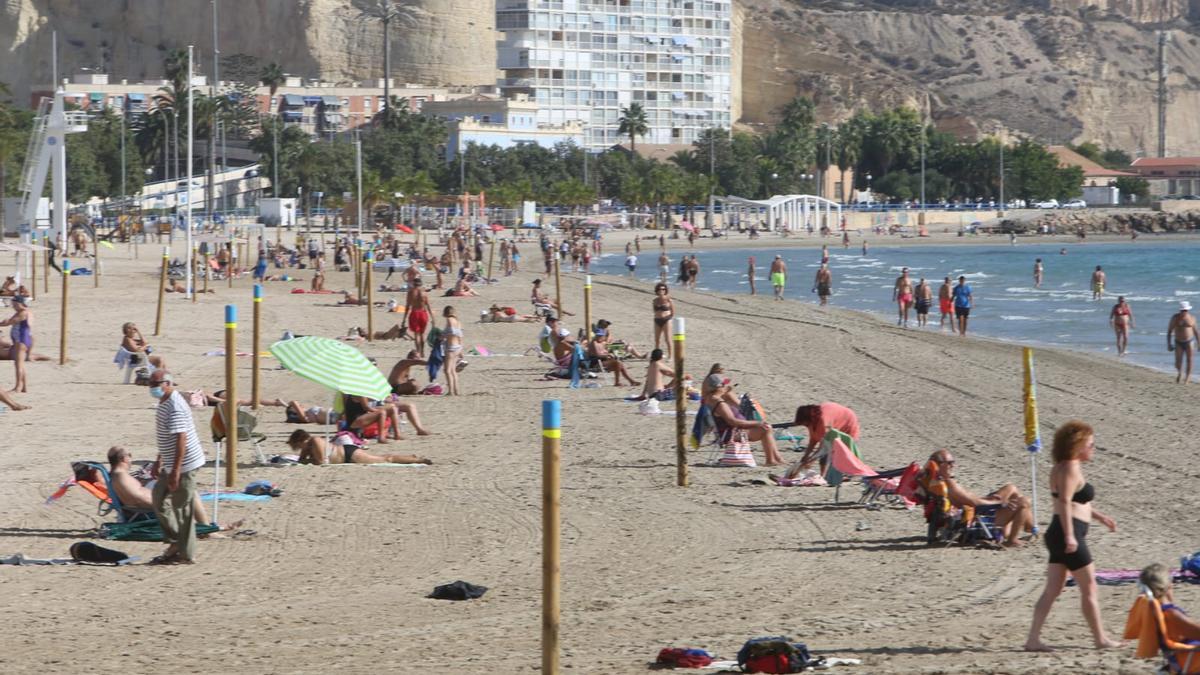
<box><xmin>154</xmin><ymin>246</ymin><xmax>168</xmax><ymax>336</ymax></box>
<box><xmin>58</xmin><ymin>259</ymin><xmax>70</xmax><ymax>365</ymax></box>
<box><xmin>583</xmin><ymin>275</ymin><xmax>593</xmax><ymax>342</ymax></box>
<box><xmin>487</xmin><ymin>235</ymin><xmax>496</xmax><ymax>282</ymax></box>
<box><xmin>93</xmin><ymin>232</ymin><xmax>101</xmax><ymax>288</ymax></box>
<box><xmin>227</xmin><ymin>237</ymin><xmax>234</xmax><ymax>288</ymax></box>
<box><xmin>252</xmin><ymin>284</ymin><xmax>263</xmax><ymax>410</ymax></box>
<box><xmin>43</xmin><ymin>243</ymin><xmax>50</xmax><ymax>294</ymax></box>
<box><xmin>365</xmin><ymin>250</ymin><xmax>374</xmax><ymax>342</ymax></box>
<box><xmin>203</xmin><ymin>252</ymin><xmax>210</xmax><ymax>295</ymax></box>
<box><xmin>541</xmin><ymin>399</ymin><xmax>561</xmax><ymax>675</ymax></box>
<box><xmin>190</xmin><ymin>244</ymin><xmax>198</xmax><ymax>303</ymax></box>
<box><xmin>224</xmin><ymin>304</ymin><xmax>238</xmax><ymax>487</ymax></box>
<box><xmin>554</xmin><ymin>256</ymin><xmax>563</xmax><ymax>318</ymax></box>
<box><xmin>672</xmin><ymin>318</ymin><xmax>688</xmax><ymax>487</ymax></box>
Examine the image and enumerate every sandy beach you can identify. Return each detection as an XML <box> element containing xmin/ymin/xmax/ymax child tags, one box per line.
<box><xmin>0</xmin><ymin>230</ymin><xmax>1196</xmax><ymax>674</ymax></box>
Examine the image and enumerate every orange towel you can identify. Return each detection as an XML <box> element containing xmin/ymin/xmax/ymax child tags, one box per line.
<box><xmin>1124</xmin><ymin>594</ymin><xmax>1200</xmax><ymax>671</ymax></box>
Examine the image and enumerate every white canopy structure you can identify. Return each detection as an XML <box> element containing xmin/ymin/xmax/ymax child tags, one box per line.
<box><xmin>717</xmin><ymin>194</ymin><xmax>842</xmax><ymax>233</ymax></box>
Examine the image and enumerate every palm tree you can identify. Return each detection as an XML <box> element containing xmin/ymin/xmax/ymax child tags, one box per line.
<box><xmin>359</xmin><ymin>1</ymin><xmax>424</xmax><ymax>118</ymax></box>
<box><xmin>259</xmin><ymin>62</ymin><xmax>285</xmax><ymax>106</ymax></box>
<box><xmin>618</xmin><ymin>103</ymin><xmax>649</xmax><ymax>152</ymax></box>
<box><xmin>164</xmin><ymin>48</ymin><xmax>190</xmax><ymax>92</ymax></box>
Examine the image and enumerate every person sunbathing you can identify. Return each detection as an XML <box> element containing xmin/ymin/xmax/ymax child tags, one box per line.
<box><xmin>164</xmin><ymin>281</ymin><xmax>214</xmax><ymax>294</ymax></box>
<box><xmin>531</xmin><ymin>278</ymin><xmax>572</xmax><ymax>315</ymax></box>
<box><xmin>0</xmin><ymin>276</ymin><xmax>16</xmax><ymax>296</ymax></box>
<box><xmin>338</xmin><ymin>291</ymin><xmax>367</xmax><ymax>306</ymax></box>
<box><xmin>341</xmin><ymin>394</ymin><xmax>432</xmax><ymax>440</ymax></box>
<box><xmin>311</xmin><ymin>269</ymin><xmax>326</xmax><ymax>292</ymax></box>
<box><xmin>120</xmin><ymin>322</ymin><xmax>166</xmax><ymax>371</ymax></box>
<box><xmin>1139</xmin><ymin>562</ymin><xmax>1200</xmax><ymax>642</ymax></box>
<box><xmin>286</xmin><ymin>429</ymin><xmax>432</xmax><ymax>466</ymax></box>
<box><xmin>630</xmin><ymin>348</ymin><xmax>676</xmax><ymax>401</ymax></box>
<box><xmin>204</xmin><ymin>390</ymin><xmax>286</xmax><ymax>409</ymax></box>
<box><xmin>0</xmin><ymin>337</ymin><xmax>51</xmax><ymax>362</ymax></box>
<box><xmin>702</xmin><ymin>374</ymin><xmax>784</xmax><ymax>465</ymax></box>
<box><xmin>482</xmin><ymin>305</ymin><xmax>540</xmax><ymax>323</ymax></box>
<box><xmin>586</xmin><ymin>333</ymin><xmax>640</xmax><ymax>387</ymax></box>
<box><xmin>387</xmin><ymin>350</ymin><xmax>428</xmax><ymax>395</ymax></box>
<box><xmin>353</xmin><ymin>323</ymin><xmax>410</xmax><ymax>341</ymax></box>
<box><xmin>447</xmin><ymin>278</ymin><xmax>478</xmax><ymax>297</ymax></box>
<box><xmin>917</xmin><ymin>449</ymin><xmax>1034</xmax><ymax>548</ymax></box>
<box><xmin>284</xmin><ymin>401</ymin><xmax>337</xmax><ymax>424</ymax></box>
<box><xmin>105</xmin><ymin>446</ymin><xmax>241</xmax><ymax>533</ymax></box>
<box><xmin>593</xmin><ymin>320</ymin><xmax>646</xmax><ymax>359</ymax></box>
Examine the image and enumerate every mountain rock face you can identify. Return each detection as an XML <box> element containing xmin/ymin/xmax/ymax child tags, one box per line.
<box><xmin>0</xmin><ymin>0</ymin><xmax>497</xmax><ymax>94</ymax></box>
<box><xmin>739</xmin><ymin>0</ymin><xmax>1200</xmax><ymax>154</ymax></box>
<box><xmin>3</xmin><ymin>0</ymin><xmax>1200</xmax><ymax>155</ymax></box>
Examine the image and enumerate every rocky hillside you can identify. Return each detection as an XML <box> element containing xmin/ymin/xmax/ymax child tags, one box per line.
<box><xmin>740</xmin><ymin>0</ymin><xmax>1200</xmax><ymax>154</ymax></box>
<box><xmin>4</xmin><ymin>0</ymin><xmax>1200</xmax><ymax>155</ymax></box>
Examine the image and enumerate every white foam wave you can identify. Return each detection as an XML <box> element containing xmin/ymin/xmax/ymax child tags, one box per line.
<box><xmin>1182</xmin><ymin>275</ymin><xmax>1197</xmax><ymax>283</ymax></box>
<box><xmin>1000</xmin><ymin>315</ymin><xmax>1038</xmax><ymax>321</ymax></box>
<box><xmin>1055</xmin><ymin>308</ymin><xmax>1098</xmax><ymax>314</ymax></box>
<box><xmin>1175</xmin><ymin>290</ymin><xmax>1200</xmax><ymax>297</ymax></box>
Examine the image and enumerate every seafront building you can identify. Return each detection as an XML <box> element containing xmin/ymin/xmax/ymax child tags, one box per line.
<box><xmin>1128</xmin><ymin>157</ymin><xmax>1200</xmax><ymax>197</ymax></box>
<box><xmin>495</xmin><ymin>0</ymin><xmax>736</xmax><ymax>149</ymax></box>
<box><xmin>421</xmin><ymin>94</ymin><xmax>585</xmax><ymax>160</ymax></box>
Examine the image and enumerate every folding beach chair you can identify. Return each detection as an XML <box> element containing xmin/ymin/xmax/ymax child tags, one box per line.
<box><xmin>211</xmin><ymin>405</ymin><xmax>269</xmax><ymax>465</ymax></box>
<box><xmin>915</xmin><ymin>460</ymin><xmax>1001</xmax><ymax>547</ymax></box>
<box><xmin>858</xmin><ymin>461</ymin><xmax>921</xmax><ymax>510</ymax></box>
<box><xmin>1124</xmin><ymin>591</ymin><xmax>1200</xmax><ymax>674</ymax></box>
<box><xmin>71</xmin><ymin>461</ymin><xmax>156</xmax><ymax>524</ymax></box>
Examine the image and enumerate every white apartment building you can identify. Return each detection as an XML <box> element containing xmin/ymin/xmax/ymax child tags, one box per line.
<box><xmin>496</xmin><ymin>0</ymin><xmax>734</xmax><ymax>150</ymax></box>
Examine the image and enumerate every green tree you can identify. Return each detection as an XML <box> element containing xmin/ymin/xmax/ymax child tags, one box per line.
<box><xmin>617</xmin><ymin>103</ymin><xmax>649</xmax><ymax>151</ymax></box>
<box><xmin>0</xmin><ymin>82</ymin><xmax>35</xmax><ymax>235</ymax></box>
<box><xmin>1006</xmin><ymin>140</ymin><xmax>1084</xmax><ymax>201</ymax></box>
<box><xmin>1099</xmin><ymin>148</ymin><xmax>1133</xmax><ymax>170</ymax></box>
<box><xmin>1113</xmin><ymin>176</ymin><xmax>1149</xmax><ymax>202</ymax></box>
<box><xmin>259</xmin><ymin>62</ymin><xmax>286</xmax><ymax>101</ymax></box>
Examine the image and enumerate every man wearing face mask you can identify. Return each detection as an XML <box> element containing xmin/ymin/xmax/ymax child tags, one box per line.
<box><xmin>148</xmin><ymin>370</ymin><xmax>206</xmax><ymax>565</ymax></box>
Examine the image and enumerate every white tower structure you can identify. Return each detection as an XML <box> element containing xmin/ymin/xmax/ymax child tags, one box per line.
<box><xmin>17</xmin><ymin>89</ymin><xmax>88</xmax><ymax>275</ymax></box>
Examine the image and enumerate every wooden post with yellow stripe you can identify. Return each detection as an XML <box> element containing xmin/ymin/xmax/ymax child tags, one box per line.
<box><xmin>672</xmin><ymin>317</ymin><xmax>688</xmax><ymax>487</ymax></box>
<box><xmin>58</xmin><ymin>259</ymin><xmax>70</xmax><ymax>365</ymax></box>
<box><xmin>365</xmin><ymin>250</ymin><xmax>375</xmax><ymax>341</ymax></box>
<box><xmin>583</xmin><ymin>275</ymin><xmax>593</xmax><ymax>342</ymax></box>
<box><xmin>224</xmin><ymin>304</ymin><xmax>238</xmax><ymax>487</ymax></box>
<box><xmin>554</xmin><ymin>256</ymin><xmax>563</xmax><ymax>318</ymax></box>
<box><xmin>252</xmin><ymin>284</ymin><xmax>263</xmax><ymax>410</ymax></box>
<box><xmin>542</xmin><ymin>399</ymin><xmax>561</xmax><ymax>675</ymax></box>
<box><xmin>154</xmin><ymin>246</ymin><xmax>169</xmax><ymax>336</ymax></box>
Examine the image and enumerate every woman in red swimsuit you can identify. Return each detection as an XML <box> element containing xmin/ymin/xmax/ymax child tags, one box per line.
<box><xmin>1109</xmin><ymin>296</ymin><xmax>1134</xmax><ymax>357</ymax></box>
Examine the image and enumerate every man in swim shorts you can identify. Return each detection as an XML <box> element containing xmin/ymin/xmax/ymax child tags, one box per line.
<box><xmin>403</xmin><ymin>278</ymin><xmax>432</xmax><ymax>356</ymax></box>
<box><xmin>1167</xmin><ymin>300</ymin><xmax>1197</xmax><ymax>384</ymax></box>
<box><xmin>770</xmin><ymin>255</ymin><xmax>787</xmax><ymax>300</ymax></box>
<box><xmin>953</xmin><ymin>275</ymin><xmax>973</xmax><ymax>336</ymax></box>
<box><xmin>1033</xmin><ymin>258</ymin><xmax>1043</xmax><ymax>288</ymax></box>
<box><xmin>812</xmin><ymin>263</ymin><xmax>832</xmax><ymax>306</ymax></box>
<box><xmin>893</xmin><ymin>267</ymin><xmax>914</xmax><ymax>327</ymax></box>
<box><xmin>914</xmin><ymin>277</ymin><xmax>933</xmax><ymax>327</ymax></box>
<box><xmin>938</xmin><ymin>276</ymin><xmax>956</xmax><ymax>333</ymax></box>
<box><xmin>1091</xmin><ymin>265</ymin><xmax>1106</xmax><ymax>301</ymax></box>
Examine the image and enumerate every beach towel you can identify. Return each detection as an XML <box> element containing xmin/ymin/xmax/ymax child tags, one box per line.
<box><xmin>1</xmin><ymin>553</ymin><xmax>78</xmax><ymax>566</ymax></box>
<box><xmin>100</xmin><ymin>519</ymin><xmax>220</xmax><ymax>542</ymax></box>
<box><xmin>691</xmin><ymin>404</ymin><xmax>716</xmax><ymax>448</ymax></box>
<box><xmin>656</xmin><ymin>648</ymin><xmax>714</xmax><ymax>668</ymax></box>
<box><xmin>290</xmin><ymin>288</ymin><xmax>336</xmax><ymax>294</ymax></box>
<box><xmin>427</xmin><ymin>329</ymin><xmax>445</xmax><ymax>380</ymax></box>
<box><xmin>568</xmin><ymin>343</ymin><xmax>586</xmax><ymax>389</ymax></box>
<box><xmin>1123</xmin><ymin>593</ymin><xmax>1200</xmax><ymax>670</ymax></box>
<box><xmin>329</xmin><ymin>462</ymin><xmax>429</xmax><ymax>468</ymax></box>
<box><xmin>199</xmin><ymin>491</ymin><xmax>272</xmax><ymax>502</ymax></box>
<box><xmin>1068</xmin><ymin>568</ymin><xmax>1199</xmax><ymax>587</ymax></box>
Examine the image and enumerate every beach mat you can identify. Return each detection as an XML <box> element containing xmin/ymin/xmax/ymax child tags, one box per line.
<box><xmin>199</xmin><ymin>492</ymin><xmax>272</xmax><ymax>502</ymax></box>
<box><xmin>100</xmin><ymin>520</ymin><xmax>220</xmax><ymax>542</ymax></box>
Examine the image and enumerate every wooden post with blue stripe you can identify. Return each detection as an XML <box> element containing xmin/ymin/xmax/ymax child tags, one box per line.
<box><xmin>252</xmin><ymin>284</ymin><xmax>263</xmax><ymax>410</ymax></box>
<box><xmin>542</xmin><ymin>399</ymin><xmax>561</xmax><ymax>675</ymax></box>
<box><xmin>673</xmin><ymin>317</ymin><xmax>688</xmax><ymax>487</ymax></box>
<box><xmin>154</xmin><ymin>246</ymin><xmax>168</xmax><ymax>336</ymax></box>
<box><xmin>224</xmin><ymin>304</ymin><xmax>238</xmax><ymax>487</ymax></box>
<box><xmin>365</xmin><ymin>249</ymin><xmax>375</xmax><ymax>342</ymax></box>
<box><xmin>58</xmin><ymin>259</ymin><xmax>70</xmax><ymax>365</ymax></box>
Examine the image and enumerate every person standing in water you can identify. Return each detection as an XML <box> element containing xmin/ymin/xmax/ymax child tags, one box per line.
<box><xmin>862</xmin><ymin>240</ymin><xmax>869</xmax><ymax>257</ymax></box>
<box><xmin>770</xmin><ymin>255</ymin><xmax>787</xmax><ymax>301</ymax></box>
<box><xmin>1167</xmin><ymin>300</ymin><xmax>1197</xmax><ymax>384</ymax></box>
<box><xmin>812</xmin><ymin>263</ymin><xmax>832</xmax><ymax>306</ymax></box>
<box><xmin>1091</xmin><ymin>266</ymin><xmax>1106</xmax><ymax>301</ymax></box>
<box><xmin>953</xmin><ymin>275</ymin><xmax>973</xmax><ymax>336</ymax></box>
<box><xmin>914</xmin><ymin>277</ymin><xmax>933</xmax><ymax>327</ymax></box>
<box><xmin>892</xmin><ymin>267</ymin><xmax>914</xmax><ymax>327</ymax></box>
<box><xmin>1034</xmin><ymin>258</ymin><xmax>1044</xmax><ymax>289</ymax></box>
<box><xmin>747</xmin><ymin>256</ymin><xmax>756</xmax><ymax>296</ymax></box>
<box><xmin>938</xmin><ymin>276</ymin><xmax>956</xmax><ymax>333</ymax></box>
<box><xmin>1108</xmin><ymin>296</ymin><xmax>1133</xmax><ymax>357</ymax></box>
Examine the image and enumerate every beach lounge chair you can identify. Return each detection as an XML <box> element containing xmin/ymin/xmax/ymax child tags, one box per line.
<box><xmin>1123</xmin><ymin>590</ymin><xmax>1200</xmax><ymax>673</ymax></box>
<box><xmin>858</xmin><ymin>461</ymin><xmax>921</xmax><ymax>510</ymax></box>
<box><xmin>71</xmin><ymin>461</ymin><xmax>155</xmax><ymax>524</ymax></box>
<box><xmin>113</xmin><ymin>346</ymin><xmax>154</xmax><ymax>384</ymax></box>
<box><xmin>211</xmin><ymin>405</ymin><xmax>269</xmax><ymax>465</ymax></box>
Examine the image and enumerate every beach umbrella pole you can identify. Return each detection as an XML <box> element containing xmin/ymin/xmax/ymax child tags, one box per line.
<box><xmin>154</xmin><ymin>246</ymin><xmax>168</xmax><ymax>336</ymax></box>
<box><xmin>58</xmin><ymin>260</ymin><xmax>69</xmax><ymax>365</ymax></box>
<box><xmin>252</xmin><ymin>284</ymin><xmax>262</xmax><ymax>409</ymax></box>
<box><xmin>1023</xmin><ymin>347</ymin><xmax>1041</xmax><ymax>536</ymax></box>
<box><xmin>542</xmin><ymin>400</ymin><xmax>561</xmax><ymax>675</ymax></box>
<box><xmin>672</xmin><ymin>318</ymin><xmax>688</xmax><ymax>487</ymax></box>
<box><xmin>365</xmin><ymin>251</ymin><xmax>374</xmax><ymax>342</ymax></box>
<box><xmin>224</xmin><ymin>305</ymin><xmax>238</xmax><ymax>487</ymax></box>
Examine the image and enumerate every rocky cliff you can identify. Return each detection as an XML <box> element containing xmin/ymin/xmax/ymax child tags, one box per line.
<box><xmin>0</xmin><ymin>0</ymin><xmax>497</xmax><ymax>94</ymax></box>
<box><xmin>3</xmin><ymin>0</ymin><xmax>1200</xmax><ymax>155</ymax></box>
<box><xmin>740</xmin><ymin>0</ymin><xmax>1200</xmax><ymax>154</ymax></box>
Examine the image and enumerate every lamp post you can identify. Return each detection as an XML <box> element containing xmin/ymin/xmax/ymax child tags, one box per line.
<box><xmin>998</xmin><ymin>131</ymin><xmax>1006</xmax><ymax>218</ymax></box>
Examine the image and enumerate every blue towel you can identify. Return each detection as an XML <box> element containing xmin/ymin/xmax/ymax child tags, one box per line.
<box><xmin>199</xmin><ymin>492</ymin><xmax>271</xmax><ymax>502</ymax></box>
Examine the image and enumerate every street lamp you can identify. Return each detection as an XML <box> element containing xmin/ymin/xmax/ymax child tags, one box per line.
<box><xmin>866</xmin><ymin>173</ymin><xmax>873</xmax><ymax>205</ymax></box>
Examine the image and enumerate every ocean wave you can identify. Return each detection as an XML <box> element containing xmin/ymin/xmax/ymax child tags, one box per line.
<box><xmin>1000</xmin><ymin>315</ymin><xmax>1039</xmax><ymax>321</ymax></box>
<box><xmin>961</xmin><ymin>272</ymin><xmax>992</xmax><ymax>279</ymax></box>
<box><xmin>1055</xmin><ymin>308</ymin><xmax>1098</xmax><ymax>314</ymax></box>
<box><xmin>1175</xmin><ymin>290</ymin><xmax>1200</xmax><ymax>297</ymax></box>
<box><xmin>1182</xmin><ymin>275</ymin><xmax>1197</xmax><ymax>283</ymax></box>
<box><xmin>709</xmin><ymin>270</ymin><xmax>739</xmax><ymax>274</ymax></box>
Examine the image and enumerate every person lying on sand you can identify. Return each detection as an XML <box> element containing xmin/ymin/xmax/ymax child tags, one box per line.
<box><xmin>482</xmin><ymin>305</ymin><xmax>540</xmax><ymax>323</ymax></box>
<box><xmin>164</xmin><ymin>280</ymin><xmax>215</xmax><ymax>294</ymax></box>
<box><xmin>286</xmin><ymin>429</ymin><xmax>432</xmax><ymax>466</ymax></box>
<box><xmin>387</xmin><ymin>350</ymin><xmax>427</xmax><ymax>395</ymax></box>
<box><xmin>204</xmin><ymin>390</ymin><xmax>286</xmax><ymax>409</ymax></box>
<box><xmin>0</xmin><ymin>337</ymin><xmax>51</xmax><ymax>362</ymax></box>
<box><xmin>104</xmin><ymin>446</ymin><xmax>241</xmax><ymax>534</ymax></box>
<box><xmin>351</xmin><ymin>324</ymin><xmax>411</xmax><ymax>341</ymax></box>
<box><xmin>341</xmin><ymin>394</ymin><xmax>432</xmax><ymax>441</ymax></box>
<box><xmin>284</xmin><ymin>401</ymin><xmax>337</xmax><ymax>424</ymax></box>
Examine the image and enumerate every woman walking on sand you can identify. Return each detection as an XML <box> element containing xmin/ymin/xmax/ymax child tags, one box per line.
<box><xmin>652</xmin><ymin>283</ymin><xmax>675</xmax><ymax>358</ymax></box>
<box><xmin>0</xmin><ymin>294</ymin><xmax>33</xmax><ymax>393</ymax></box>
<box><xmin>1024</xmin><ymin>420</ymin><xmax>1120</xmax><ymax>652</ymax></box>
<box><xmin>441</xmin><ymin>306</ymin><xmax>463</xmax><ymax>396</ymax></box>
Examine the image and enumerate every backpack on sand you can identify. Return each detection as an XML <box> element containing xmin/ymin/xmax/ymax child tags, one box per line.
<box><xmin>736</xmin><ymin>637</ymin><xmax>811</xmax><ymax>674</ymax></box>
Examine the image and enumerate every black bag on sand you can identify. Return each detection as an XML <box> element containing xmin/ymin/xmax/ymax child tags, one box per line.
<box><xmin>69</xmin><ymin>542</ymin><xmax>134</xmax><ymax>565</ymax></box>
<box><xmin>428</xmin><ymin>580</ymin><xmax>488</xmax><ymax>601</ymax></box>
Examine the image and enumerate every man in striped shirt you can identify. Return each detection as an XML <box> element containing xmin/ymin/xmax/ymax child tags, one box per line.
<box><xmin>149</xmin><ymin>370</ymin><xmax>206</xmax><ymax>565</ymax></box>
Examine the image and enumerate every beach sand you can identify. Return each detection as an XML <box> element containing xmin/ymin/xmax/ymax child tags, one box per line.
<box><xmin>0</xmin><ymin>232</ymin><xmax>1195</xmax><ymax>673</ymax></box>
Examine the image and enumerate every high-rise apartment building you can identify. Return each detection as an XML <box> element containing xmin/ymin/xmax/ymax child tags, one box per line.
<box><xmin>496</xmin><ymin>0</ymin><xmax>734</xmax><ymax>150</ymax></box>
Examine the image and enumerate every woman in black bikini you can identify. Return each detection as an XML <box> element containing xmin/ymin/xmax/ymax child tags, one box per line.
<box><xmin>1025</xmin><ymin>420</ymin><xmax>1120</xmax><ymax>652</ymax></box>
<box><xmin>652</xmin><ymin>283</ymin><xmax>675</xmax><ymax>358</ymax></box>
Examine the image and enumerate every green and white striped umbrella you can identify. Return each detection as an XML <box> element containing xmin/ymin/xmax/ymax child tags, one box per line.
<box><xmin>269</xmin><ymin>336</ymin><xmax>391</xmax><ymax>400</ymax></box>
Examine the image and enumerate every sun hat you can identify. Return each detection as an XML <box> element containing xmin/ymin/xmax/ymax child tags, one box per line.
<box><xmin>703</xmin><ymin>373</ymin><xmax>730</xmax><ymax>390</ymax></box>
<box><xmin>557</xmin><ymin>327</ymin><xmax>570</xmax><ymax>337</ymax></box>
<box><xmin>1182</xmin><ymin>301</ymin><xmax>1193</xmax><ymax>311</ymax></box>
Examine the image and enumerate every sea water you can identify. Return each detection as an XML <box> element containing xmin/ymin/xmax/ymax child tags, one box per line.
<box><xmin>590</xmin><ymin>239</ymin><xmax>1200</xmax><ymax>374</ymax></box>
